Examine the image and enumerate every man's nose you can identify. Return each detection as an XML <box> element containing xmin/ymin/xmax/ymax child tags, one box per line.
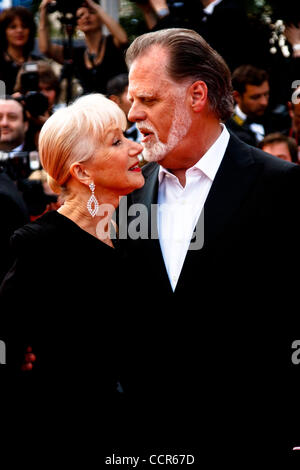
<box><xmin>260</xmin><ymin>95</ymin><xmax>269</xmax><ymax>107</ymax></box>
<box><xmin>128</xmin><ymin>103</ymin><xmax>146</xmax><ymax>123</ymax></box>
<box><xmin>0</xmin><ymin>117</ymin><xmax>8</xmax><ymax>126</ymax></box>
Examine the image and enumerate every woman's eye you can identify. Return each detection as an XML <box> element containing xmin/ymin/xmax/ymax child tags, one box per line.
<box><xmin>113</xmin><ymin>139</ymin><xmax>121</xmax><ymax>146</ymax></box>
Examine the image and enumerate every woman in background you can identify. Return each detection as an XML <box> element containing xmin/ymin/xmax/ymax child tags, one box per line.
<box><xmin>38</xmin><ymin>0</ymin><xmax>128</xmax><ymax>94</ymax></box>
<box><xmin>0</xmin><ymin>6</ymin><xmax>40</xmax><ymax>94</ymax></box>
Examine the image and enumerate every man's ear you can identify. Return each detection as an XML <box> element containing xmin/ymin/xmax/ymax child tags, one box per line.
<box><xmin>69</xmin><ymin>162</ymin><xmax>91</xmax><ymax>186</ymax></box>
<box><xmin>189</xmin><ymin>80</ymin><xmax>208</xmax><ymax>112</ymax></box>
<box><xmin>24</xmin><ymin>120</ymin><xmax>29</xmax><ymax>134</ymax></box>
<box><xmin>233</xmin><ymin>90</ymin><xmax>242</xmax><ymax>107</ymax></box>
<box><xmin>108</xmin><ymin>95</ymin><xmax>121</xmax><ymax>106</ymax></box>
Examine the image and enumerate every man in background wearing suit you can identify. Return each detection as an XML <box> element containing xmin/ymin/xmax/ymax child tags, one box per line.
<box><xmin>120</xmin><ymin>28</ymin><xmax>300</xmax><ymax>464</ymax></box>
<box><xmin>226</xmin><ymin>65</ymin><xmax>276</xmax><ymax>147</ymax></box>
<box><xmin>0</xmin><ymin>97</ymin><xmax>29</xmax><ymax>281</ymax></box>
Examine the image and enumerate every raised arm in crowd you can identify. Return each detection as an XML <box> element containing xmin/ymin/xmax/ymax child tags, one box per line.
<box><xmin>38</xmin><ymin>0</ymin><xmax>128</xmax><ymax>94</ymax></box>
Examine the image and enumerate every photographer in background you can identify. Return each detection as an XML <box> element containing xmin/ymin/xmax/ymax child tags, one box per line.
<box><xmin>38</xmin><ymin>0</ymin><xmax>128</xmax><ymax>95</ymax></box>
<box><xmin>0</xmin><ymin>95</ymin><xmax>58</xmax><ymax>226</ymax></box>
<box><xmin>13</xmin><ymin>61</ymin><xmax>62</xmax><ymax>150</ymax></box>
<box><xmin>0</xmin><ymin>96</ymin><xmax>30</xmax><ymax>282</ymax></box>
<box><xmin>14</xmin><ymin>61</ymin><xmax>61</xmax><ymax>115</ymax></box>
<box><xmin>0</xmin><ymin>6</ymin><xmax>41</xmax><ymax>95</ymax></box>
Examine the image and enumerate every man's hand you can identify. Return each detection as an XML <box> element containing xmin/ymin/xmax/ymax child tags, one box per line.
<box><xmin>82</xmin><ymin>0</ymin><xmax>101</xmax><ymax>13</ymax></box>
<box><xmin>39</xmin><ymin>0</ymin><xmax>55</xmax><ymax>13</ymax></box>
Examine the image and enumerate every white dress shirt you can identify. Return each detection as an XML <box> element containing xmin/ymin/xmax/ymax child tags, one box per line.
<box><xmin>157</xmin><ymin>124</ymin><xmax>230</xmax><ymax>291</ymax></box>
<box><xmin>9</xmin><ymin>143</ymin><xmax>23</xmax><ymax>157</ymax></box>
<box><xmin>203</xmin><ymin>0</ymin><xmax>223</xmax><ymax>15</ymax></box>
<box><xmin>235</xmin><ymin>105</ymin><xmax>265</xmax><ymax>142</ymax></box>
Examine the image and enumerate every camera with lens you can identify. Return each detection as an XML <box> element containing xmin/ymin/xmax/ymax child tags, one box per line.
<box><xmin>18</xmin><ymin>63</ymin><xmax>49</xmax><ymax>118</ymax></box>
<box><xmin>0</xmin><ymin>151</ymin><xmax>40</xmax><ymax>181</ymax></box>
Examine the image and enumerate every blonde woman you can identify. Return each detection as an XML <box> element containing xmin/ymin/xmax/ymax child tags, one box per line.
<box><xmin>0</xmin><ymin>94</ymin><xmax>143</xmax><ymax>453</ymax></box>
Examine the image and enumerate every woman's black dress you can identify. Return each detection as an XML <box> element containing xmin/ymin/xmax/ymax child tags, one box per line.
<box><xmin>0</xmin><ymin>210</ymin><xmax>129</xmax><ymax>456</ymax></box>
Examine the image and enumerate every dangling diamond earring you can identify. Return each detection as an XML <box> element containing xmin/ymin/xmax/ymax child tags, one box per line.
<box><xmin>87</xmin><ymin>181</ymin><xmax>99</xmax><ymax>217</ymax></box>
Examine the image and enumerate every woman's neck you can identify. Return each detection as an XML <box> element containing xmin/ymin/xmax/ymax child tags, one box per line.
<box><xmin>84</xmin><ymin>29</ymin><xmax>103</xmax><ymax>54</ymax></box>
<box><xmin>57</xmin><ymin>192</ymin><xmax>119</xmax><ymax>248</ymax></box>
<box><xmin>6</xmin><ymin>45</ymin><xmax>26</xmax><ymax>62</ymax></box>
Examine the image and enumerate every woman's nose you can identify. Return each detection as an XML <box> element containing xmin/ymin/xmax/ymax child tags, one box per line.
<box><xmin>129</xmin><ymin>141</ymin><xmax>143</xmax><ymax>156</ymax></box>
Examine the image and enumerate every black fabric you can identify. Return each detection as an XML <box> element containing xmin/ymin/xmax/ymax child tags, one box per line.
<box><xmin>0</xmin><ymin>53</ymin><xmax>41</xmax><ymax>95</ymax></box>
<box><xmin>121</xmin><ymin>133</ymin><xmax>300</xmax><ymax>463</ymax></box>
<box><xmin>226</xmin><ymin>115</ymin><xmax>258</xmax><ymax>146</ymax></box>
<box><xmin>72</xmin><ymin>35</ymin><xmax>128</xmax><ymax>95</ymax></box>
<box><xmin>0</xmin><ymin>210</ymin><xmax>128</xmax><ymax>458</ymax></box>
<box><xmin>0</xmin><ymin>170</ymin><xmax>29</xmax><ymax>283</ymax></box>
<box><xmin>226</xmin><ymin>111</ymin><xmax>286</xmax><ymax>147</ymax></box>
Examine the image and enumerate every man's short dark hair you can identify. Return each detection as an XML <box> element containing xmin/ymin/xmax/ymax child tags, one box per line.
<box><xmin>1</xmin><ymin>95</ymin><xmax>27</xmax><ymax>122</ymax></box>
<box><xmin>232</xmin><ymin>65</ymin><xmax>269</xmax><ymax>95</ymax></box>
<box><xmin>106</xmin><ymin>73</ymin><xmax>129</xmax><ymax>98</ymax></box>
<box><xmin>259</xmin><ymin>132</ymin><xmax>298</xmax><ymax>163</ymax></box>
<box><xmin>126</xmin><ymin>28</ymin><xmax>234</xmax><ymax>122</ymax></box>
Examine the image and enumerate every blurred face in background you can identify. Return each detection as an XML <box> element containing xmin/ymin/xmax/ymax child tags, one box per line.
<box><xmin>5</xmin><ymin>16</ymin><xmax>30</xmax><ymax>49</ymax></box>
<box><xmin>0</xmin><ymin>99</ymin><xmax>28</xmax><ymax>151</ymax></box>
<box><xmin>234</xmin><ymin>81</ymin><xmax>270</xmax><ymax>119</ymax></box>
<box><xmin>109</xmin><ymin>86</ymin><xmax>132</xmax><ymax>127</ymax></box>
<box><xmin>118</xmin><ymin>86</ymin><xmax>131</xmax><ymax>119</ymax></box>
<box><xmin>262</xmin><ymin>142</ymin><xmax>292</xmax><ymax>162</ymax></box>
<box><xmin>76</xmin><ymin>6</ymin><xmax>102</xmax><ymax>33</ymax></box>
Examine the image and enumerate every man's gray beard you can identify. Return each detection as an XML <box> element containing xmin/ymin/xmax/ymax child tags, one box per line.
<box><xmin>141</xmin><ymin>100</ymin><xmax>192</xmax><ymax>163</ymax></box>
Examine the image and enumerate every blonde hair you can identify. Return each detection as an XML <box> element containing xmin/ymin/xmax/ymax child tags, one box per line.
<box><xmin>38</xmin><ymin>93</ymin><xmax>127</xmax><ymax>194</ymax></box>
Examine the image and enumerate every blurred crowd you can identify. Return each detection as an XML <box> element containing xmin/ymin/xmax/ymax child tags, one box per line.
<box><xmin>0</xmin><ymin>0</ymin><xmax>299</xmax><ymax>281</ymax></box>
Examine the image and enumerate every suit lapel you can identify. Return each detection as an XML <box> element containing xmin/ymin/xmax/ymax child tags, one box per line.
<box><xmin>128</xmin><ymin>163</ymin><xmax>173</xmax><ymax>293</ymax></box>
<box><xmin>128</xmin><ymin>135</ymin><xmax>263</xmax><ymax>293</ymax></box>
<box><xmin>203</xmin><ymin>134</ymin><xmax>262</xmax><ymax>246</ymax></box>
<box><xmin>177</xmin><ymin>134</ymin><xmax>263</xmax><ymax>290</ymax></box>
<box><xmin>130</xmin><ymin>163</ymin><xmax>159</xmax><ymax>210</ymax></box>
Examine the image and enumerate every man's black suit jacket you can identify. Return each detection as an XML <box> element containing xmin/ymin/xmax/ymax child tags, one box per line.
<box><xmin>120</xmin><ymin>133</ymin><xmax>300</xmax><ymax>462</ymax></box>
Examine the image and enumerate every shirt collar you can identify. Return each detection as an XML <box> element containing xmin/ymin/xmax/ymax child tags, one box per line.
<box><xmin>158</xmin><ymin>123</ymin><xmax>230</xmax><ymax>183</ymax></box>
<box><xmin>203</xmin><ymin>0</ymin><xmax>223</xmax><ymax>15</ymax></box>
<box><xmin>235</xmin><ymin>105</ymin><xmax>247</xmax><ymax>122</ymax></box>
<box><xmin>11</xmin><ymin>143</ymin><xmax>24</xmax><ymax>153</ymax></box>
